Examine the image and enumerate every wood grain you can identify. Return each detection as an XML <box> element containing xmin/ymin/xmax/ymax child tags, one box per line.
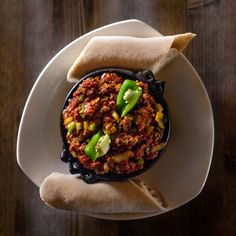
<box><xmin>0</xmin><ymin>0</ymin><xmax>235</xmax><ymax>235</ymax></box>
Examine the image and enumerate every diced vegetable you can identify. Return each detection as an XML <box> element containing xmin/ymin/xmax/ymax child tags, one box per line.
<box><xmin>88</xmin><ymin>122</ymin><xmax>96</xmax><ymax>132</ymax></box>
<box><xmin>83</xmin><ymin>121</ymin><xmax>89</xmax><ymax>130</ymax></box>
<box><xmin>156</xmin><ymin>103</ymin><xmax>163</xmax><ymax>112</ymax></box>
<box><xmin>67</xmin><ymin>121</ymin><xmax>76</xmax><ymax>134</ymax></box>
<box><xmin>155</xmin><ymin>111</ymin><xmax>164</xmax><ymax>122</ymax></box>
<box><xmin>137</xmin><ymin>158</ymin><xmax>144</xmax><ymax>165</ymax></box>
<box><xmin>112</xmin><ymin>111</ymin><xmax>120</xmax><ymax>121</ymax></box>
<box><xmin>101</xmin><ymin>105</ymin><xmax>110</xmax><ymax>112</ymax></box>
<box><xmin>78</xmin><ymin>94</ymin><xmax>85</xmax><ymax>102</ymax></box>
<box><xmin>75</xmin><ymin>122</ymin><xmax>83</xmax><ymax>131</ymax></box>
<box><xmin>155</xmin><ymin>111</ymin><xmax>165</xmax><ymax>129</ymax></box>
<box><xmin>78</xmin><ymin>103</ymin><xmax>85</xmax><ymax>118</ymax></box>
<box><xmin>104</xmin><ymin>123</ymin><xmax>117</xmax><ymax>134</ymax></box>
<box><xmin>111</xmin><ymin>151</ymin><xmax>133</xmax><ymax>163</ymax></box>
<box><xmin>64</xmin><ymin>117</ymin><xmax>73</xmax><ymax>125</ymax></box>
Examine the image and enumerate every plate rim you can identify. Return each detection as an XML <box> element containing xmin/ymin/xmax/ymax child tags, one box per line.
<box><xmin>16</xmin><ymin>19</ymin><xmax>214</xmax><ymax>220</ymax></box>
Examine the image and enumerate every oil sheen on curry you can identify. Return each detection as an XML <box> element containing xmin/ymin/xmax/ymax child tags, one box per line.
<box><xmin>62</xmin><ymin>72</ymin><xmax>167</xmax><ymax>175</ymax></box>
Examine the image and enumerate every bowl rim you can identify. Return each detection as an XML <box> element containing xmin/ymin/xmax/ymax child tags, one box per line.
<box><xmin>60</xmin><ymin>67</ymin><xmax>170</xmax><ymax>183</ymax></box>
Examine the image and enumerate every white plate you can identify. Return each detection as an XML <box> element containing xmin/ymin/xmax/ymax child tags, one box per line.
<box><xmin>17</xmin><ymin>19</ymin><xmax>214</xmax><ymax>220</ymax></box>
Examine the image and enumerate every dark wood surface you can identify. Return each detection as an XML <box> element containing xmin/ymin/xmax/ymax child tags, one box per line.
<box><xmin>0</xmin><ymin>0</ymin><xmax>235</xmax><ymax>235</ymax></box>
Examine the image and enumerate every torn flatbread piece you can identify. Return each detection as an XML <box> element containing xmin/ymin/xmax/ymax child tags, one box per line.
<box><xmin>67</xmin><ymin>33</ymin><xmax>196</xmax><ymax>83</ymax></box>
<box><xmin>40</xmin><ymin>172</ymin><xmax>167</xmax><ymax>213</ymax></box>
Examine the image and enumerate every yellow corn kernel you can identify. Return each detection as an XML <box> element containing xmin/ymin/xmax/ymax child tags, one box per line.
<box><xmin>110</xmin><ymin>126</ymin><xmax>117</xmax><ymax>134</ymax></box>
<box><xmin>64</xmin><ymin>117</ymin><xmax>73</xmax><ymax>125</ymax></box>
<box><xmin>156</xmin><ymin>103</ymin><xmax>163</xmax><ymax>112</ymax></box>
<box><xmin>76</xmin><ymin>122</ymin><xmax>83</xmax><ymax>131</ymax></box>
<box><xmin>155</xmin><ymin>111</ymin><xmax>164</xmax><ymax>122</ymax></box>
<box><xmin>112</xmin><ymin>111</ymin><xmax>120</xmax><ymax>121</ymax></box>
<box><xmin>83</xmin><ymin>121</ymin><xmax>89</xmax><ymax>130</ymax></box>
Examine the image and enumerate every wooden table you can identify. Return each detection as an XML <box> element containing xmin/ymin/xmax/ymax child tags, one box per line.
<box><xmin>0</xmin><ymin>0</ymin><xmax>235</xmax><ymax>235</ymax></box>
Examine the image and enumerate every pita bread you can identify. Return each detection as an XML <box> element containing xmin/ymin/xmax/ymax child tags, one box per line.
<box><xmin>40</xmin><ymin>172</ymin><xmax>167</xmax><ymax>213</ymax></box>
<box><xmin>67</xmin><ymin>33</ymin><xmax>196</xmax><ymax>83</ymax></box>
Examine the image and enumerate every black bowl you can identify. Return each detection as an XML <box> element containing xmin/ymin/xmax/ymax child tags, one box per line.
<box><xmin>60</xmin><ymin>68</ymin><xmax>170</xmax><ymax>183</ymax></box>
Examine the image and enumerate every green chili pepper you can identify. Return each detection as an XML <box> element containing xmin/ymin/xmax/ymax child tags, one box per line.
<box><xmin>116</xmin><ymin>79</ymin><xmax>142</xmax><ymax>117</ymax></box>
<box><xmin>85</xmin><ymin>131</ymin><xmax>102</xmax><ymax>160</ymax></box>
<box><xmin>85</xmin><ymin>131</ymin><xmax>111</xmax><ymax>160</ymax></box>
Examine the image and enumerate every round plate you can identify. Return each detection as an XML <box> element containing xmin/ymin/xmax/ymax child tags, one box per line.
<box><xmin>17</xmin><ymin>19</ymin><xmax>214</xmax><ymax>220</ymax></box>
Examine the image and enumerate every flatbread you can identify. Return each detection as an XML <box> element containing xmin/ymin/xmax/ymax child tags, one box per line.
<box><xmin>40</xmin><ymin>172</ymin><xmax>167</xmax><ymax>213</ymax></box>
<box><xmin>67</xmin><ymin>33</ymin><xmax>196</xmax><ymax>83</ymax></box>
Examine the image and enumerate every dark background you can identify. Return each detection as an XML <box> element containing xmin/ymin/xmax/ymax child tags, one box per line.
<box><xmin>0</xmin><ymin>0</ymin><xmax>235</xmax><ymax>235</ymax></box>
